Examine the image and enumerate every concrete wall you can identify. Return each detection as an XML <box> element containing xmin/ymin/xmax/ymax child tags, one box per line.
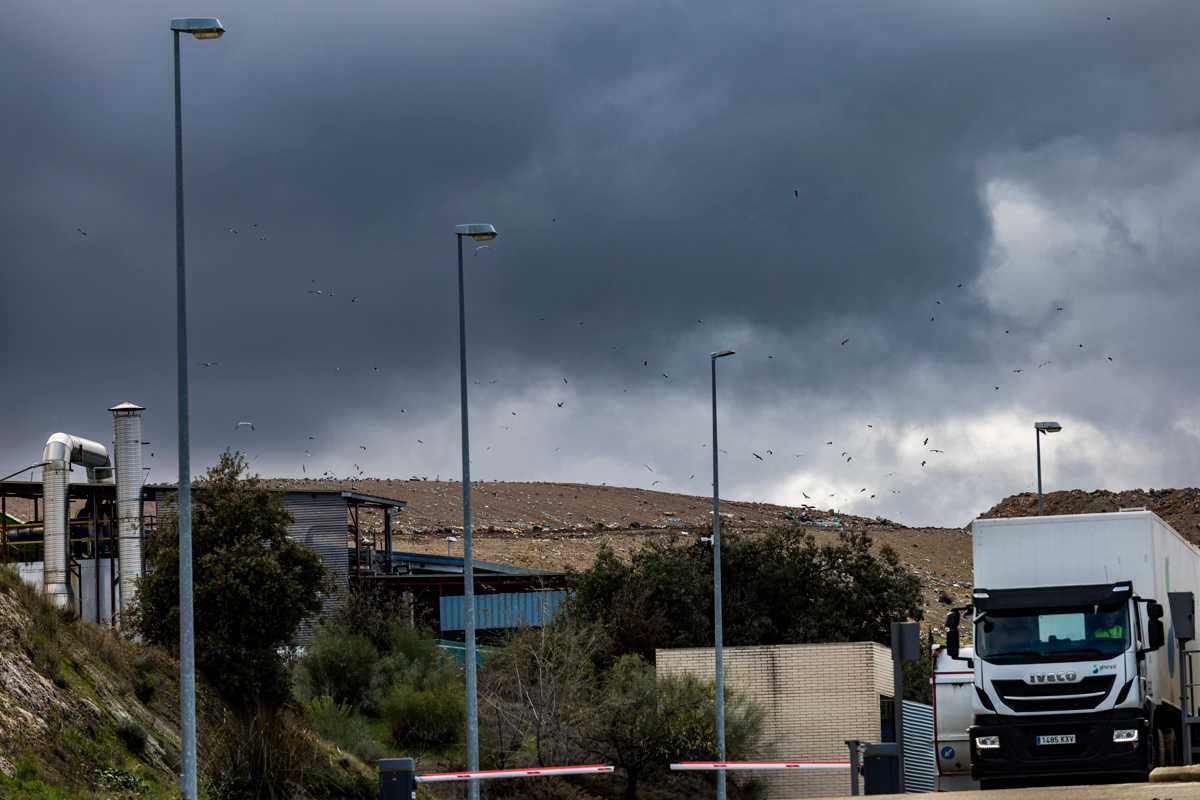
<box><xmin>656</xmin><ymin>642</ymin><xmax>893</xmax><ymax>800</ymax></box>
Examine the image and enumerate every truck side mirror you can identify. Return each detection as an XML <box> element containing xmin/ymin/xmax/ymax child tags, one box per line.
<box><xmin>946</xmin><ymin>610</ymin><xmax>961</xmax><ymax>659</ymax></box>
<box><xmin>1148</xmin><ymin>601</ymin><xmax>1165</xmax><ymax>652</ymax></box>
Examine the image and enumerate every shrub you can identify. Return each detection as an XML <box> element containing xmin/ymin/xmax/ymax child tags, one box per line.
<box><xmin>115</xmin><ymin>718</ymin><xmax>147</xmax><ymax>757</ymax></box>
<box><xmin>381</xmin><ymin>683</ymin><xmax>464</xmax><ymax>748</ymax></box>
<box><xmin>364</xmin><ymin>629</ymin><xmax>457</xmax><ymax>714</ymax></box>
<box><xmin>306</xmin><ymin>696</ymin><xmax>387</xmax><ymax>765</ymax></box>
<box><xmin>294</xmin><ymin>625</ymin><xmax>379</xmax><ymax>707</ymax></box>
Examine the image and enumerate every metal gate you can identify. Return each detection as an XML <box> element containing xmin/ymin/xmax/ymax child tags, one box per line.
<box><xmin>902</xmin><ymin>700</ymin><xmax>936</xmax><ymax>793</ymax></box>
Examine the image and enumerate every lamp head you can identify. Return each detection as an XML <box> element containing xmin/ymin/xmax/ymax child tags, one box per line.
<box><xmin>170</xmin><ymin>18</ymin><xmax>225</xmax><ymax>39</ymax></box>
<box><xmin>1035</xmin><ymin>421</ymin><xmax>1062</xmax><ymax>434</ymax></box>
<box><xmin>711</xmin><ymin>350</ymin><xmax>736</xmax><ymax>359</ymax></box>
<box><xmin>455</xmin><ymin>223</ymin><xmax>498</xmax><ymax>242</ymax></box>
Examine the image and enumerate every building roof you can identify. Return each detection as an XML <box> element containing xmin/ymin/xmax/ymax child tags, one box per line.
<box><xmin>145</xmin><ymin>484</ymin><xmax>406</xmax><ymax>509</ymax></box>
<box><xmin>0</xmin><ymin>479</ymin><xmax>117</xmax><ymax>501</ymax></box>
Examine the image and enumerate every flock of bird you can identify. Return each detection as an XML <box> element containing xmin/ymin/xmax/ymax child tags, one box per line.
<box><xmin>78</xmin><ymin>202</ymin><xmax>1120</xmax><ymax>512</ymax></box>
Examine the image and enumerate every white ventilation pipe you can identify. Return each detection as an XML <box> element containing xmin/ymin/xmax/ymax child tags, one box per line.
<box><xmin>110</xmin><ymin>402</ymin><xmax>145</xmax><ymax>621</ymax></box>
<box><xmin>41</xmin><ymin>432</ymin><xmax>110</xmax><ymax>609</ymax></box>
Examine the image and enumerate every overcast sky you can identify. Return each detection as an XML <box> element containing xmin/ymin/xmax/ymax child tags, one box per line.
<box><xmin>4</xmin><ymin>1</ymin><xmax>1200</xmax><ymax>527</ymax></box>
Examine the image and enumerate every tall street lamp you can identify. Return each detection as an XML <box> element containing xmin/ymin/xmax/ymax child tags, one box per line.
<box><xmin>1035</xmin><ymin>420</ymin><xmax>1062</xmax><ymax>515</ymax></box>
<box><xmin>710</xmin><ymin>349</ymin><xmax>735</xmax><ymax>800</ymax></box>
<box><xmin>169</xmin><ymin>17</ymin><xmax>224</xmax><ymax>800</ymax></box>
<box><xmin>455</xmin><ymin>222</ymin><xmax>497</xmax><ymax>800</ymax></box>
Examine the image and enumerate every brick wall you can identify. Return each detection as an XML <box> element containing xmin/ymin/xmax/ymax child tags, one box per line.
<box><xmin>657</xmin><ymin>642</ymin><xmax>893</xmax><ymax>799</ymax></box>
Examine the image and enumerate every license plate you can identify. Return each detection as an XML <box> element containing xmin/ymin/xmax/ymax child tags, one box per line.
<box><xmin>1036</xmin><ymin>735</ymin><xmax>1076</xmax><ymax>746</ymax></box>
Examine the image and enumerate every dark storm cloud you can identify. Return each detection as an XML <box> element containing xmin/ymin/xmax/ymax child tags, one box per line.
<box><xmin>4</xmin><ymin>1</ymin><xmax>1200</xmax><ymax>524</ymax></box>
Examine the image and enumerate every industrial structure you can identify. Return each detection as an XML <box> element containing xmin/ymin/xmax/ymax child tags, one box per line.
<box><xmin>1</xmin><ymin>401</ymin><xmax>570</xmax><ymax>642</ymax></box>
<box><xmin>1</xmin><ymin>402</ymin><xmax>146</xmax><ymax>624</ymax></box>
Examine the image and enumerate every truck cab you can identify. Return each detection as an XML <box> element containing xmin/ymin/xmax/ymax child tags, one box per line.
<box><xmin>949</xmin><ymin>581</ymin><xmax>1165</xmax><ymax>786</ymax></box>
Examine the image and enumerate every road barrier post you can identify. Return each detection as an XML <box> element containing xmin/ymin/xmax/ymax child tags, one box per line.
<box><xmin>845</xmin><ymin>740</ymin><xmax>861</xmax><ymax>796</ymax></box>
<box><xmin>378</xmin><ymin>757</ymin><xmax>415</xmax><ymax>800</ymax></box>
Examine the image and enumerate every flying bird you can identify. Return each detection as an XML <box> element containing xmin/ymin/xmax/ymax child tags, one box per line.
<box><xmin>307</xmin><ymin>289</ymin><xmax>324</xmax><ymax>295</ymax></box>
<box><xmin>651</xmin><ymin>480</ymin><xmax>662</xmax><ymax>486</ymax></box>
<box><xmin>826</xmin><ymin>441</ymin><xmax>833</xmax><ymax>445</ymax></box>
<box><xmin>661</xmin><ymin>373</ymin><xmax>670</xmax><ymax>379</ymax></box>
<box><xmin>1106</xmin><ymin>356</ymin><xmax>1114</xmax><ymax>361</ymax></box>
<box><xmin>1038</xmin><ymin>361</ymin><xmax>1053</xmax><ymax>368</ymax></box>
<box><xmin>228</xmin><ymin>227</ymin><xmax>238</xmax><ymax>235</ymax></box>
<box><xmin>76</xmin><ymin>227</ymin><xmax>87</xmax><ymax>236</ymax></box>
<box><xmin>643</xmin><ymin>464</ymin><xmax>654</xmax><ymax>473</ymax></box>
<box><xmin>994</xmin><ymin>385</ymin><xmax>1000</xmax><ymax>390</ymax></box>
<box><xmin>359</xmin><ymin>444</ymin><xmax>367</xmax><ymax>451</ymax></box>
<box><xmin>234</xmin><ymin>422</ymin><xmax>255</xmax><ymax>431</ymax></box>
<box><xmin>1012</xmin><ymin>369</ymin><xmax>1024</xmax><ymax>373</ymax></box>
<box><xmin>563</xmin><ymin>377</ymin><xmax>569</xmax><ymax>384</ymax></box>
<box><xmin>198</xmin><ymin>360</ymin><xmax>219</xmax><ymax>368</ymax></box>
<box><xmin>840</xmin><ymin>338</ymin><xmax>850</xmax><ymax>346</ymax></box>
<box><xmin>929</xmin><ymin>449</ymin><xmax>945</xmax><ymax>454</ymax></box>
<box><xmin>794</xmin><ymin>189</ymin><xmax>799</xmax><ymax>198</ymax></box>
<box><xmin>802</xmin><ymin>492</ymin><xmax>810</xmax><ymax>499</ymax></box>
<box><xmin>956</xmin><ymin>283</ymin><xmax>963</xmax><ymax>288</ymax></box>
<box><xmin>475</xmin><ymin>245</ymin><xmax>491</xmax><ymax>255</ymax></box>
<box><xmin>921</xmin><ymin>460</ymin><xmax>927</xmax><ymax>467</ymax></box>
<box><xmin>753</xmin><ymin>452</ymin><xmax>764</xmax><ymax>461</ymax></box>
<box><xmin>922</xmin><ymin>437</ymin><xmax>929</xmax><ymax>446</ymax></box>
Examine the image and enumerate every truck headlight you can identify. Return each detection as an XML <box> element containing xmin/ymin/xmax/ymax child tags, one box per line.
<box><xmin>1112</xmin><ymin>729</ymin><xmax>1139</xmax><ymax>743</ymax></box>
<box><xmin>975</xmin><ymin>735</ymin><xmax>1000</xmax><ymax>750</ymax></box>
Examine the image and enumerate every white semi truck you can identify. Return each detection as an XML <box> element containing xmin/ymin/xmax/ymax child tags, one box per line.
<box><xmin>944</xmin><ymin>510</ymin><xmax>1200</xmax><ymax>788</ymax></box>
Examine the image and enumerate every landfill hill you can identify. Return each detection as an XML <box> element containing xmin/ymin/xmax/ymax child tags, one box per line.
<box><xmin>264</xmin><ymin>479</ymin><xmax>975</xmax><ymax>625</ymax></box>
<box><xmin>981</xmin><ymin>488</ymin><xmax>1200</xmax><ymax>543</ymax></box>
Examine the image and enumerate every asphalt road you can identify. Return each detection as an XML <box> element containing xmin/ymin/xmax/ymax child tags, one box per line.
<box><xmin>818</xmin><ymin>782</ymin><xmax>1200</xmax><ymax>799</ymax></box>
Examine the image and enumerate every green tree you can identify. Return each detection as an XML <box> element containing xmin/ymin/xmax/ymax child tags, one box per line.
<box><xmin>575</xmin><ymin>654</ymin><xmax>762</xmax><ymax>800</ymax></box>
<box><xmin>131</xmin><ymin>450</ymin><xmax>327</xmax><ymax>709</ymax></box>
<box><xmin>569</xmin><ymin>528</ymin><xmax>923</xmax><ymax>660</ymax></box>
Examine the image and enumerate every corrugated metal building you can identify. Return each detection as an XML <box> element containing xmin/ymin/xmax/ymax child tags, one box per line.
<box><xmin>147</xmin><ymin>486</ymin><xmax>406</xmax><ymax>645</ymax></box>
<box><xmin>285</xmin><ymin>491</ymin><xmax>358</xmax><ymax>644</ymax></box>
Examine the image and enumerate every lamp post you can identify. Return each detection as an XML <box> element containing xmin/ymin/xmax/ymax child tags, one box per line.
<box><xmin>454</xmin><ymin>223</ymin><xmax>497</xmax><ymax>800</ymax></box>
<box><xmin>169</xmin><ymin>18</ymin><xmax>224</xmax><ymax>800</ymax></box>
<box><xmin>1035</xmin><ymin>421</ymin><xmax>1062</xmax><ymax>515</ymax></box>
<box><xmin>710</xmin><ymin>349</ymin><xmax>735</xmax><ymax>800</ymax></box>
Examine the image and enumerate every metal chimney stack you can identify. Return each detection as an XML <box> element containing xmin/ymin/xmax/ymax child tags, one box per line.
<box><xmin>110</xmin><ymin>402</ymin><xmax>145</xmax><ymax>622</ymax></box>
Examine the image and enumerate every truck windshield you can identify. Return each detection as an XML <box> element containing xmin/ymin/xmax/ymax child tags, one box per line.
<box><xmin>975</xmin><ymin>603</ymin><xmax>1129</xmax><ymax>662</ymax></box>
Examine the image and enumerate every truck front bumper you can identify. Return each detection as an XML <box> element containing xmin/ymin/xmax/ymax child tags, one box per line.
<box><xmin>969</xmin><ymin>711</ymin><xmax>1148</xmax><ymax>784</ymax></box>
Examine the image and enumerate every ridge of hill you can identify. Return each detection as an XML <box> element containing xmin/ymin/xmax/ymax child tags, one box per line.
<box><xmin>261</xmin><ymin>478</ymin><xmax>895</xmax><ymax>535</ymax></box>
<box><xmin>262</xmin><ymin>479</ymin><xmax>974</xmax><ymax>626</ymax></box>
<box><xmin>982</xmin><ymin>488</ymin><xmax>1200</xmax><ymax>543</ymax></box>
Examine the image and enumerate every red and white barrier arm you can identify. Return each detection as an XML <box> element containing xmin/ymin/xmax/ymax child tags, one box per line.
<box><xmin>416</xmin><ymin>764</ymin><xmax>615</xmax><ymax>783</ymax></box>
<box><xmin>671</xmin><ymin>761</ymin><xmax>849</xmax><ymax>771</ymax></box>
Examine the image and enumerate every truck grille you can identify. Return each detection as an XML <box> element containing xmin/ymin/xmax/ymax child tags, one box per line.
<box><xmin>990</xmin><ymin>675</ymin><xmax>1116</xmax><ymax>713</ymax></box>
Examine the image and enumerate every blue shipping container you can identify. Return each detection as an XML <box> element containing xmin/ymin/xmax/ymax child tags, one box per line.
<box><xmin>439</xmin><ymin>591</ymin><xmax>568</xmax><ymax>632</ymax></box>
